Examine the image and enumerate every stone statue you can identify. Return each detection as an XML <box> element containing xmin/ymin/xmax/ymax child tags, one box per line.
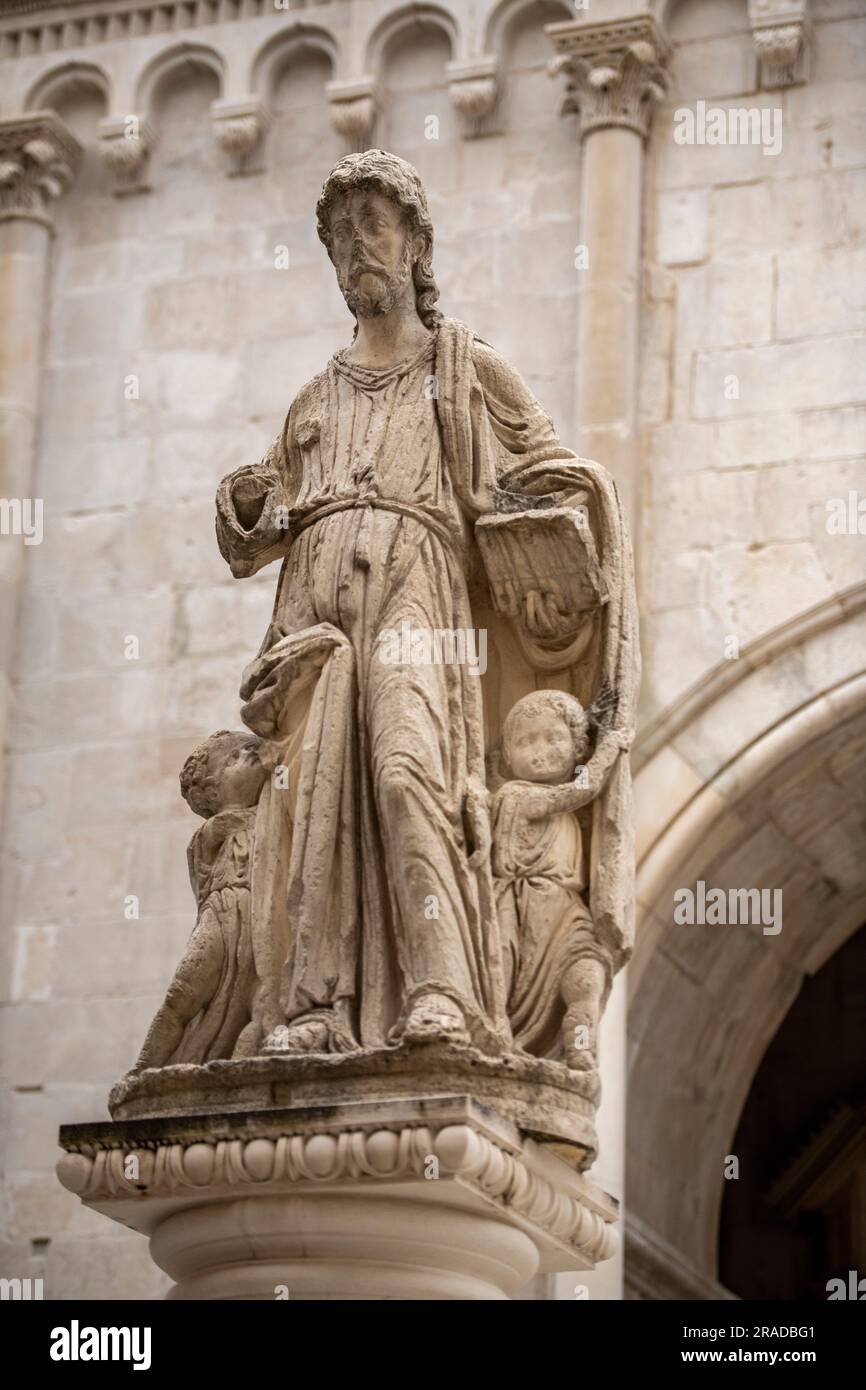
<box><xmin>114</xmin><ymin>149</ymin><xmax>639</xmax><ymax>1163</ymax></box>
<box><xmin>132</xmin><ymin>729</ymin><xmax>268</xmax><ymax>1070</ymax></box>
<box><xmin>492</xmin><ymin>689</ymin><xmax>626</xmax><ymax>1085</ymax></box>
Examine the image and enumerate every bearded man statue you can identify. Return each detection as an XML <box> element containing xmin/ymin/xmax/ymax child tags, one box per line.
<box><xmin>204</xmin><ymin>149</ymin><xmax>637</xmax><ymax>1072</ymax></box>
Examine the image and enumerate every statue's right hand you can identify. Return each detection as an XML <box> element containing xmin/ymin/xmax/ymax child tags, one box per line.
<box><xmin>240</xmin><ymin>624</ymin><xmax>350</xmax><ymax>734</ymax></box>
<box><xmin>231</xmin><ymin>472</ymin><xmax>270</xmax><ymax>531</ymax></box>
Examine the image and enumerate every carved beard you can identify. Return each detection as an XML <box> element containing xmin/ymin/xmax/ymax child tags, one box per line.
<box><xmin>337</xmin><ymin>241</ymin><xmax>415</xmax><ymax>319</ymax></box>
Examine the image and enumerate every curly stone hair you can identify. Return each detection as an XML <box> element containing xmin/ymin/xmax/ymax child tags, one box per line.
<box><xmin>501</xmin><ymin>690</ymin><xmax>591</xmax><ymax>774</ymax></box>
<box><xmin>315</xmin><ymin>148</ymin><xmax>442</xmax><ymax>331</ymax></box>
<box><xmin>179</xmin><ymin>729</ymin><xmax>259</xmax><ymax>820</ymax></box>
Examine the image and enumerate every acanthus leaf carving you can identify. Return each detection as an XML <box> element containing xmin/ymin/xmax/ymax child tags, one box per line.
<box><xmin>0</xmin><ymin>111</ymin><xmax>81</xmax><ymax>225</ymax></box>
<box><xmin>545</xmin><ymin>16</ymin><xmax>672</xmax><ymax>140</ymax></box>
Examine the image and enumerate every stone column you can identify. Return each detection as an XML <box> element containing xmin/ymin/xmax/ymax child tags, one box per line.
<box><xmin>57</xmin><ymin>1097</ymin><xmax>618</xmax><ymax>1301</ymax></box>
<box><xmin>0</xmin><ymin>111</ymin><xmax>80</xmax><ymax>805</ymax></box>
<box><xmin>547</xmin><ymin>16</ymin><xmax>671</xmax><ymax>530</ymax></box>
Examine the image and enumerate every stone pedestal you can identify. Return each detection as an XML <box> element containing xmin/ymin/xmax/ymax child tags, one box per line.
<box><xmin>57</xmin><ymin>1095</ymin><xmax>618</xmax><ymax>1301</ymax></box>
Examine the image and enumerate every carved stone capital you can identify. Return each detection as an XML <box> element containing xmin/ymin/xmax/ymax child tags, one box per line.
<box><xmin>446</xmin><ymin>57</ymin><xmax>500</xmax><ymax>139</ymax></box>
<box><xmin>211</xmin><ymin>97</ymin><xmax>269</xmax><ymax>177</ymax></box>
<box><xmin>98</xmin><ymin>115</ymin><xmax>154</xmax><ymax>197</ymax></box>
<box><xmin>546</xmin><ymin>16</ymin><xmax>672</xmax><ymax>141</ymax></box>
<box><xmin>327</xmin><ymin>77</ymin><xmax>377</xmax><ymax>152</ymax></box>
<box><xmin>57</xmin><ymin>1096</ymin><xmax>618</xmax><ymax>1298</ymax></box>
<box><xmin>748</xmin><ymin>0</ymin><xmax>810</xmax><ymax>88</ymax></box>
<box><xmin>0</xmin><ymin>111</ymin><xmax>82</xmax><ymax>228</ymax></box>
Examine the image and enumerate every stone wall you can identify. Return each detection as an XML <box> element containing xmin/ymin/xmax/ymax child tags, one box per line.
<box><xmin>639</xmin><ymin>0</ymin><xmax>866</xmax><ymax>717</ymax></box>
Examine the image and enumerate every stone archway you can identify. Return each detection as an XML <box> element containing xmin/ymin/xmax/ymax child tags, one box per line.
<box><xmin>626</xmin><ymin>585</ymin><xmax>866</xmax><ymax>1297</ymax></box>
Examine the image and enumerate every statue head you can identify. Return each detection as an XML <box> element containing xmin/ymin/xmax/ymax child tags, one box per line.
<box><xmin>180</xmin><ymin>729</ymin><xmax>267</xmax><ymax>818</ymax></box>
<box><xmin>502</xmin><ymin>690</ymin><xmax>591</xmax><ymax>785</ymax></box>
<box><xmin>316</xmin><ymin>149</ymin><xmax>441</xmax><ymax>330</ymax></box>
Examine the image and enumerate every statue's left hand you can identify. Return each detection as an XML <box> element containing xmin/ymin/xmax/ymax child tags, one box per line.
<box><xmin>523</xmin><ymin>584</ymin><xmax>574</xmax><ymax>638</ymax></box>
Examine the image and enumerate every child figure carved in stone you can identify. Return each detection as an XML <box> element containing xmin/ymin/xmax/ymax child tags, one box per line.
<box><xmin>492</xmin><ymin>689</ymin><xmax>623</xmax><ymax>1079</ymax></box>
<box><xmin>133</xmin><ymin>729</ymin><xmax>268</xmax><ymax>1070</ymax></box>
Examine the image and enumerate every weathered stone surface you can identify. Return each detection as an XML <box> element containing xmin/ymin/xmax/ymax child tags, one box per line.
<box><xmin>57</xmin><ymin>1096</ymin><xmax>618</xmax><ymax>1299</ymax></box>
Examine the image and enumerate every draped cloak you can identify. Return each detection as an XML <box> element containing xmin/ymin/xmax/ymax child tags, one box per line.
<box><xmin>215</xmin><ymin>317</ymin><xmax>639</xmax><ymax>1056</ymax></box>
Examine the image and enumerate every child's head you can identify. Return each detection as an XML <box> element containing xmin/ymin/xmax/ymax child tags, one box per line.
<box><xmin>502</xmin><ymin>690</ymin><xmax>590</xmax><ymax>785</ymax></box>
<box><xmin>180</xmin><ymin>730</ymin><xmax>267</xmax><ymax>818</ymax></box>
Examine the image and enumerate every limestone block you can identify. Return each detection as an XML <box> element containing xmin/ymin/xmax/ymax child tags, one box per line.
<box><xmin>652</xmin><ymin>107</ymin><xmax>773</xmax><ymax>191</ymax></box>
<box><xmin>57</xmin><ymin>238</ymin><xmax>184</xmax><ymax>293</ymax></box>
<box><xmin>633</xmin><ymin>745</ymin><xmax>704</xmax><ymax>863</ymax></box>
<box><xmin>638</xmin><ymin>349</ymin><xmax>671</xmax><ymax>426</ymax></box>
<box><xmin>155</xmin><ymin>351</ymin><xmax>243</xmax><ymax>428</ymax></box>
<box><xmin>11</xmin><ymin>672</ymin><xmax>126</xmax><ymax>752</ymax></box>
<box><xmin>755</xmin><ymin>463</ymin><xmax>815</xmax><ymax>543</ymax></box>
<box><xmin>6</xmin><ymin>1084</ymin><xmax>106</xmax><ymax>1171</ymax></box>
<box><xmin>646</xmin><ymin>545</ymin><xmax>709</xmax><ymax>613</ymax></box>
<box><xmin>776</xmin><ymin>244</ymin><xmax>866</xmax><ymax>338</ymax></box>
<box><xmin>655</xmin><ymin>189</ymin><xmax>710</xmax><ymax>267</ymax></box>
<box><xmin>839</xmin><ymin>168</ymin><xmax>866</xmax><ymax>241</ymax></box>
<box><xmin>232</xmin><ymin>270</ymin><xmax>343</xmax><ymax>345</ymax></box>
<box><xmin>639</xmin><ymin>608</ymin><xmax>726</xmax><ymax>712</ymax></box>
<box><xmin>668</xmin><ymin>0</ymin><xmax>754</xmax><ymax>41</ymax></box>
<box><xmin>825</xmin><ymin>111</ymin><xmax>866</xmax><ymax>171</ymax></box>
<box><xmin>642</xmin><ymin>420</ymin><xmax>716</xmax><ymax>475</ymax></box>
<box><xmin>1</xmin><ymin>749</ymin><xmax>70</xmax><ymax>858</ymax></box>
<box><xmin>528</xmin><ymin>170</ymin><xmax>583</xmax><ymax>222</ymax></box>
<box><xmin>7</xmin><ymin>1170</ymin><xmax>83</xmax><ymax>1240</ymax></box>
<box><xmin>800</xmin><ymin>604</ymin><xmax>866</xmax><ymax>699</ymax></box>
<box><xmin>144</xmin><ymin>276</ymin><xmax>235</xmax><ymax>352</ymax></box>
<box><xmin>57</xmin><ymin>590</ymin><xmax>174</xmax><ymax>674</ymax></box>
<box><xmin>705</xmin><ymin>257</ymin><xmax>774</xmax><ymax>346</ymax></box>
<box><xmin>52</xmin><ymin>917</ymin><xmax>194</xmax><ymax>1002</ymax></box>
<box><xmin>670</xmin><ymin>644</ymin><xmax>820</xmax><ymax>782</ymax></box>
<box><xmin>7</xmin><ymin>923</ymin><xmax>57</xmax><ymax>1003</ymax></box>
<box><xmin>117</xmin><ymin>502</ymin><xmax>229</xmax><ymax>591</ymax></box>
<box><xmin>51</xmin><ymin>286</ymin><xmax>144</xmax><ymax>364</ymax></box>
<box><xmin>811</xmin><ymin>468</ymin><xmax>866</xmax><ymax>590</ymax></box>
<box><xmin>666</xmin><ymin>34</ymin><xmax>757</xmax><ymax>102</ymax></box>
<box><xmin>693</xmin><ymin>335</ymin><xmax>866</xmax><ymax>418</ymax></box>
<box><xmin>786</xmin><ymin>70</ymin><xmax>866</xmax><ymax>126</ymax></box>
<box><xmin>1</xmin><ymin>999</ymin><xmax>142</xmax><ymax>1088</ymax></box>
<box><xmin>812</xmin><ymin>15</ymin><xmax>866</xmax><ymax>83</ymax></box>
<box><xmin>151</xmin><ymin>426</ymin><xmax>268</xmax><ymax>498</ymax></box>
<box><xmin>240</xmin><ymin>331</ymin><xmax>345</xmax><ymax>419</ymax></box>
<box><xmin>650</xmin><ymin>468</ymin><xmax>756</xmax><ymax>548</ymax></box>
<box><xmin>713</xmin><ymin>411</ymin><xmax>800</xmax><ymax>467</ymax></box>
<box><xmin>21</xmin><ymin>511</ymin><xmax>129</xmax><ymax>598</ymax></box>
<box><xmin>178</xmin><ymin>584</ymin><xmax>271</xmax><ymax>660</ymax></box>
<box><xmin>40</xmin><ymin>362</ymin><xmax>119</xmax><ymax>442</ymax></box>
<box><xmin>494</xmin><ymin>223</ymin><xmax>579</xmax><ymax>299</ymax></box>
<box><xmin>713</xmin><ymin>173</ymin><xmax>848</xmax><ymax>256</ymax></box>
<box><xmin>715</xmin><ymin>541</ymin><xmax>835</xmax><ymax>640</ymax></box>
<box><xmin>46</xmin><ymin>436</ymin><xmax>150</xmax><ymax>513</ymax></box>
<box><xmin>165</xmin><ymin>657</ymin><xmax>249</xmax><ymax>737</ymax></box>
<box><xmin>127</xmin><ymin>826</ymin><xmax>202</xmax><ymax>918</ymax></box>
<box><xmin>45</xmin><ymin>1232</ymin><xmax>172</xmax><ymax>1302</ymax></box>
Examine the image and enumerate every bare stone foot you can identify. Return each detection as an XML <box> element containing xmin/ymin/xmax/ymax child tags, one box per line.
<box><xmin>402</xmin><ymin>993</ymin><xmax>470</xmax><ymax>1044</ymax></box>
<box><xmin>264</xmin><ymin>1020</ymin><xmax>329</xmax><ymax>1054</ymax></box>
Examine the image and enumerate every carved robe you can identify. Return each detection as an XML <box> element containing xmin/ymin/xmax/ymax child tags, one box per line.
<box><xmin>170</xmin><ymin>808</ymin><xmax>257</xmax><ymax>1064</ymax></box>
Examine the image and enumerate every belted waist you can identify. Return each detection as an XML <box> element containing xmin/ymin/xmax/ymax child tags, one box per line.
<box><xmin>293</xmin><ymin>497</ymin><xmax>459</xmax><ymax>553</ymax></box>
